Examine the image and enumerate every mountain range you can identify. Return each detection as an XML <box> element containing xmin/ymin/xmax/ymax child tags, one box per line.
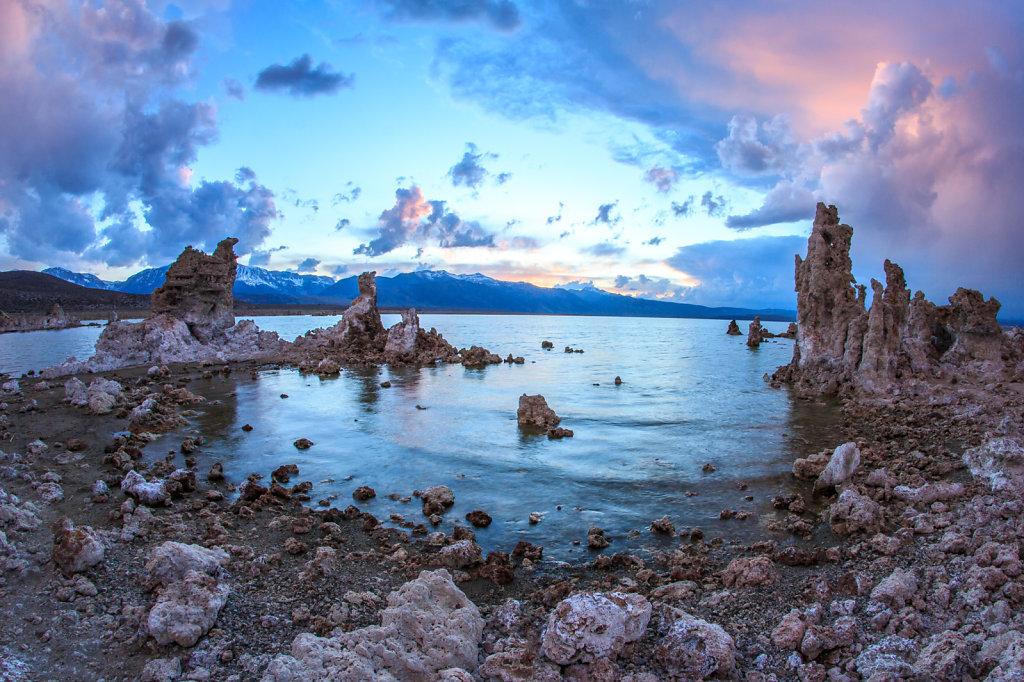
<box><xmin>42</xmin><ymin>265</ymin><xmax>795</xmax><ymax>321</ymax></box>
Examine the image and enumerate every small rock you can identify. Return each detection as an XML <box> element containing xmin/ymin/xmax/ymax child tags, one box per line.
<box><xmin>352</xmin><ymin>486</ymin><xmax>376</xmax><ymax>501</ymax></box>
<box><xmin>466</xmin><ymin>510</ymin><xmax>492</xmax><ymax>528</ymax></box>
<box><xmin>293</xmin><ymin>438</ymin><xmax>314</xmax><ymax>450</ymax></box>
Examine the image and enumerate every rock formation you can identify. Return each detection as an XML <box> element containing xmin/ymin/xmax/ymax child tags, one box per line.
<box><xmin>517</xmin><ymin>394</ymin><xmax>561</xmax><ymax>430</ymax></box>
<box><xmin>0</xmin><ymin>304</ymin><xmax>80</xmax><ymax>333</ymax></box>
<box><xmin>151</xmin><ymin>239</ymin><xmax>237</xmax><ymax>343</ymax></box>
<box><xmin>43</xmin><ymin>238</ymin><xmax>283</xmax><ymax>376</ymax></box>
<box><xmin>772</xmin><ymin>203</ymin><xmax>1019</xmax><ymax>395</ymax></box>
<box><xmin>746</xmin><ymin>317</ymin><xmax>764</xmax><ymax>348</ymax></box>
<box><xmin>291</xmin><ymin>274</ymin><xmax>459</xmax><ymax>367</ymax></box>
<box><xmin>726</xmin><ymin>319</ymin><xmax>742</xmax><ymax>335</ymax></box>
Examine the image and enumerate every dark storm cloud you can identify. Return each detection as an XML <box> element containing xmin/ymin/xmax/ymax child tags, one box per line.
<box><xmin>725</xmin><ymin>183</ymin><xmax>815</xmax><ymax>230</ymax></box>
<box><xmin>354</xmin><ymin>186</ymin><xmax>495</xmax><ymax>257</ymax></box>
<box><xmin>372</xmin><ymin>0</ymin><xmax>522</xmax><ymax>32</ymax></box>
<box><xmin>666</xmin><ymin>235</ymin><xmax>807</xmax><ymax>309</ymax></box>
<box><xmin>254</xmin><ymin>54</ymin><xmax>354</xmax><ymax>97</ymax></box>
<box><xmin>716</xmin><ymin>114</ymin><xmax>804</xmax><ymax>177</ymax></box>
<box><xmin>0</xmin><ymin>2</ymin><xmax>279</xmax><ymax>268</ymax></box>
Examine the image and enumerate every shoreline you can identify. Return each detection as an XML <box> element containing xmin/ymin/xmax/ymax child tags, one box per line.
<box><xmin>1</xmin><ymin>355</ymin><xmax>1022</xmax><ymax>679</ymax></box>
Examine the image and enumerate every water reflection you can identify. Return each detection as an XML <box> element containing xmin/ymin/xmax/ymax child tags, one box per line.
<box><xmin>133</xmin><ymin>315</ymin><xmax>841</xmax><ymax>561</ymax></box>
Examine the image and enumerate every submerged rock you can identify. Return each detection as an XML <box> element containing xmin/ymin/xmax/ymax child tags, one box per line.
<box><xmin>517</xmin><ymin>394</ymin><xmax>561</xmax><ymax>430</ymax></box>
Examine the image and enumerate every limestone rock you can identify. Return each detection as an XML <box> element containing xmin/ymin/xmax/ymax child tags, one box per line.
<box><xmin>460</xmin><ymin>345</ymin><xmax>502</xmax><ymax>367</ymax></box>
<box><xmin>772</xmin><ymin>203</ymin><xmax>1012</xmax><ymax>395</ymax></box>
<box><xmin>854</xmin><ymin>635</ymin><xmax>917</xmax><ymax>679</ymax></box>
<box><xmin>436</xmin><ymin>540</ymin><xmax>483</xmax><ymax>569</ymax></box>
<box><xmin>145</xmin><ymin>542</ymin><xmax>229</xmax><ymax>589</ymax></box>
<box><xmin>87</xmin><ymin>378</ymin><xmax>123</xmax><ymax>414</ymax></box>
<box><xmin>963</xmin><ymin>438</ymin><xmax>1024</xmax><ymax>494</ymax></box>
<box><xmin>828</xmin><ymin>489</ymin><xmax>883</xmax><ymax>535</ymax></box>
<box><xmin>870</xmin><ymin>567</ymin><xmax>918</xmax><ymax>609</ymax></box>
<box><xmin>42</xmin><ymin>241</ymin><xmax>283</xmax><ymax>376</ymax></box>
<box><xmin>793</xmin><ymin>451</ymin><xmax>830</xmax><ymax>480</ymax></box>
<box><xmin>140</xmin><ymin>658</ymin><xmax>182</xmax><ymax>682</ymax></box>
<box><xmin>147</xmin><ymin>569</ymin><xmax>230</xmax><ymax>647</ymax></box>
<box><xmin>721</xmin><ymin>556</ymin><xmax>779</xmax><ymax>588</ymax></box>
<box><xmin>63</xmin><ymin>378</ymin><xmax>88</xmax><ymax>406</ymax></box>
<box><xmin>151</xmin><ymin>238</ymin><xmax>238</xmax><ymax>343</ymax></box>
<box><xmin>262</xmin><ymin>569</ymin><xmax>483</xmax><ymax>681</ymax></box>
<box><xmin>654</xmin><ymin>610</ymin><xmax>736</xmax><ymax>680</ymax></box>
<box><xmin>814</xmin><ymin>441</ymin><xmax>860</xmax><ymax>493</ymax></box>
<box><xmin>541</xmin><ymin>592</ymin><xmax>652</xmax><ymax>665</ymax></box>
<box><xmin>51</xmin><ymin>517</ymin><xmax>104</xmax><ymax>575</ymax></box>
<box><xmin>384</xmin><ymin>308</ymin><xmax>420</xmax><ymax>358</ymax></box>
<box><xmin>121</xmin><ymin>470</ymin><xmax>170</xmax><ymax>506</ymax></box>
<box><xmin>726</xmin><ymin>320</ymin><xmax>741</xmax><ymax>335</ymax></box>
<box><xmin>771</xmin><ymin>609</ymin><xmax>807</xmax><ymax>650</ymax></box>
<box><xmin>746</xmin><ymin>316</ymin><xmax>764</xmax><ymax>348</ymax></box>
<box><xmin>334</xmin><ymin>271</ymin><xmax>387</xmax><ymax>351</ymax></box>
<box><xmin>913</xmin><ymin>631</ymin><xmax>971</xmax><ymax>681</ymax></box>
<box><xmin>517</xmin><ymin>394</ymin><xmax>561</xmax><ymax>430</ymax></box>
<box><xmin>420</xmin><ymin>485</ymin><xmax>454</xmax><ymax>516</ymax></box>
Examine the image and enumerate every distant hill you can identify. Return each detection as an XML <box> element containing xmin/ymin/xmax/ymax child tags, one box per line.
<box><xmin>317</xmin><ymin>270</ymin><xmax>795</xmax><ymax>321</ymax></box>
<box><xmin>0</xmin><ymin>271</ymin><xmax>151</xmax><ymax>313</ymax></box>
<box><xmin>43</xmin><ymin>265</ymin><xmax>797</xmax><ymax>321</ymax></box>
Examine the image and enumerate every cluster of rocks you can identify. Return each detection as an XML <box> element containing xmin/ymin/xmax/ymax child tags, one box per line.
<box><xmin>771</xmin><ymin>203</ymin><xmax>1024</xmax><ymax>395</ymax></box>
<box><xmin>0</xmin><ymin>304</ymin><xmax>79</xmax><ymax>334</ymax></box>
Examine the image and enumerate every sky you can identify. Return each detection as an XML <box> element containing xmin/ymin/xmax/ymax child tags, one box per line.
<box><xmin>1</xmin><ymin>1</ymin><xmax>1023</xmax><ymax>315</ymax></box>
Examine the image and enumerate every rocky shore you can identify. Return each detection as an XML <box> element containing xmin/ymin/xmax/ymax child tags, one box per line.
<box><xmin>2</xmin><ymin>219</ymin><xmax>1024</xmax><ymax>680</ymax></box>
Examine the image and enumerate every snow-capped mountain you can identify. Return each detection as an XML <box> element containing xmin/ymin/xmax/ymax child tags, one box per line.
<box><xmin>42</xmin><ymin>265</ymin><xmax>796</xmax><ymax>321</ymax></box>
<box><xmin>44</xmin><ymin>264</ymin><xmax>337</xmax><ymax>300</ymax></box>
<box><xmin>41</xmin><ymin>268</ymin><xmax>117</xmax><ymax>291</ymax></box>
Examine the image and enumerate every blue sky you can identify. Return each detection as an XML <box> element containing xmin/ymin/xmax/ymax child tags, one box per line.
<box><xmin>1</xmin><ymin>0</ymin><xmax>1022</xmax><ymax>314</ymax></box>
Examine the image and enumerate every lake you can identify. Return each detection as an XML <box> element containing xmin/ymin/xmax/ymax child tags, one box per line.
<box><xmin>2</xmin><ymin>314</ymin><xmax>841</xmax><ymax>560</ymax></box>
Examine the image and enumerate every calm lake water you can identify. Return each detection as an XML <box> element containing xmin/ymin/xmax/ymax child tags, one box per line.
<box><xmin>1</xmin><ymin>314</ymin><xmax>841</xmax><ymax>560</ymax></box>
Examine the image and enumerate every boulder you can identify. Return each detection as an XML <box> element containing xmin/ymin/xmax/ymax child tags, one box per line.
<box><xmin>721</xmin><ymin>556</ymin><xmax>779</xmax><ymax>588</ymax></box>
<box><xmin>420</xmin><ymin>485</ymin><xmax>454</xmax><ymax>516</ymax></box>
<box><xmin>654</xmin><ymin>609</ymin><xmax>736</xmax><ymax>680</ymax></box>
<box><xmin>144</xmin><ymin>542</ymin><xmax>229</xmax><ymax>589</ymax></box>
<box><xmin>870</xmin><ymin>567</ymin><xmax>918</xmax><ymax>609</ymax></box>
<box><xmin>541</xmin><ymin>592</ymin><xmax>651</xmax><ymax>665</ymax></box>
<box><xmin>828</xmin><ymin>488</ymin><xmax>883</xmax><ymax>535</ymax></box>
<box><xmin>262</xmin><ymin>569</ymin><xmax>483</xmax><ymax>681</ymax></box>
<box><xmin>517</xmin><ymin>394</ymin><xmax>561</xmax><ymax>430</ymax></box>
<box><xmin>147</xmin><ymin>569</ymin><xmax>230</xmax><ymax>647</ymax></box>
<box><xmin>51</xmin><ymin>517</ymin><xmax>104</xmax><ymax>575</ymax></box>
<box><xmin>121</xmin><ymin>470</ymin><xmax>170</xmax><ymax>506</ymax></box>
<box><xmin>814</xmin><ymin>441</ymin><xmax>860</xmax><ymax>493</ymax></box>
